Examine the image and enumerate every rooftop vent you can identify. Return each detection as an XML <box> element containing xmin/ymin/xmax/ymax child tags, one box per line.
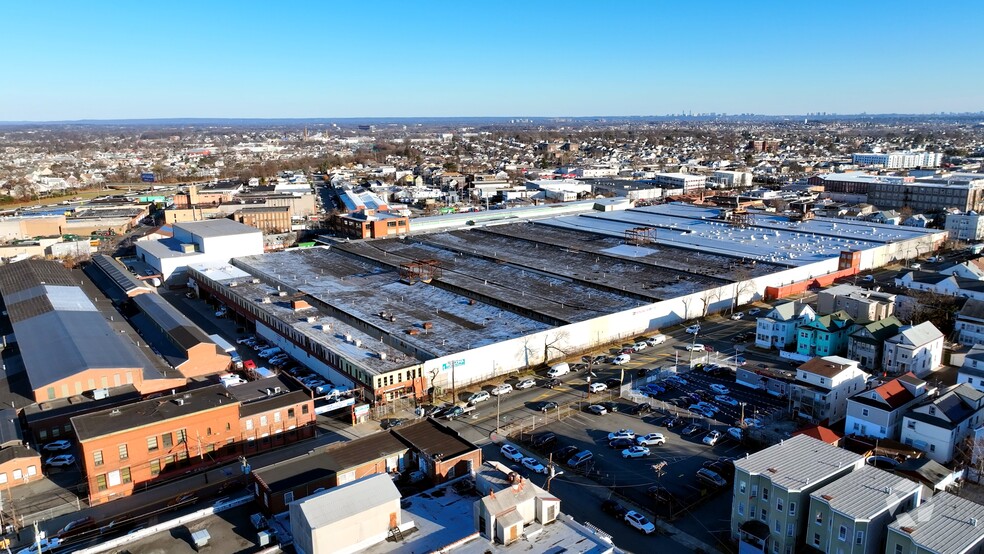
<box><xmin>306</xmin><ymin>316</ymin><xmax>316</xmax><ymax>323</ymax></box>
<box><xmin>379</xmin><ymin>352</ymin><xmax>387</xmax><ymax>361</ymax></box>
<box><xmin>278</xmin><ymin>291</ymin><xmax>288</xmax><ymax>297</ymax></box>
<box><xmin>262</xmin><ymin>297</ymin><xmax>271</xmax><ymax>304</ymax></box>
<box><xmin>252</xmin><ymin>278</ymin><xmax>260</xmax><ymax>284</ymax></box>
<box><xmin>229</xmin><ymin>282</ymin><xmax>238</xmax><ymax>287</ymax></box>
<box><xmin>972</xmin><ymin>518</ymin><xmax>979</xmax><ymax>527</ymax></box>
<box><xmin>174</xmin><ymin>398</ymin><xmax>186</xmax><ymax>406</ymax></box>
<box><xmin>344</xmin><ymin>334</ymin><xmax>353</xmax><ymax>343</ymax></box>
<box><xmin>900</xmin><ymin>526</ymin><xmax>916</xmax><ymax>534</ymax></box>
<box><xmin>767</xmin><ymin>467</ymin><xmax>778</xmax><ymax>473</ymax></box>
<box><xmin>422</xmin><ymin>322</ymin><xmax>433</xmax><ymax>330</ymax></box>
<box><xmin>821</xmin><ymin>494</ymin><xmax>834</xmax><ymax>501</ymax></box>
<box><xmin>322</xmin><ymin>323</ymin><xmax>332</xmax><ymax>332</ymax></box>
<box><xmin>354</xmin><ymin>339</ymin><xmax>362</xmax><ymax>348</ymax></box>
<box><xmin>110</xmin><ymin>408</ymin><xmax>121</xmax><ymax>416</ymax></box>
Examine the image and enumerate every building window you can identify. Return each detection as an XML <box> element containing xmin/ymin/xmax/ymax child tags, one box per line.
<box><xmin>0</xmin><ymin>473</ymin><xmax>7</xmax><ymax>484</ymax></box>
<box><xmin>274</xmin><ymin>412</ymin><xmax>281</xmax><ymax>423</ymax></box>
<box><xmin>260</xmin><ymin>415</ymin><xmax>268</xmax><ymax>426</ymax></box>
<box><xmin>150</xmin><ymin>459</ymin><xmax>161</xmax><ymax>476</ymax></box>
<box><xmin>855</xmin><ymin>531</ymin><xmax>864</xmax><ymax>545</ymax></box>
<box><xmin>930</xmin><ymin>444</ymin><xmax>936</xmax><ymax>452</ymax></box>
<box><xmin>288</xmin><ymin>408</ymin><xmax>295</xmax><ymax>419</ymax></box>
<box><xmin>787</xmin><ymin>523</ymin><xmax>794</xmax><ymax>537</ymax></box>
<box><xmin>760</xmin><ymin>509</ymin><xmax>768</xmax><ymax>522</ymax></box>
<box><xmin>777</xmin><ymin>498</ymin><xmax>783</xmax><ymax>512</ymax></box>
<box><xmin>177</xmin><ymin>429</ymin><xmax>187</xmax><ymax>444</ymax></box>
<box><xmin>895</xmin><ymin>545</ymin><xmax>903</xmax><ymax>554</ymax></box>
<box><xmin>246</xmin><ymin>419</ymin><xmax>254</xmax><ymax>431</ymax></box>
<box><xmin>774</xmin><ymin>519</ymin><xmax>781</xmax><ymax>533</ymax></box>
<box><xmin>816</xmin><ymin>512</ymin><xmax>823</xmax><ymax>525</ymax></box>
<box><xmin>284</xmin><ymin>491</ymin><xmax>294</xmax><ymax>504</ymax></box>
<box><xmin>762</xmin><ymin>488</ymin><xmax>769</xmax><ymax>500</ymax></box>
<box><xmin>96</xmin><ymin>474</ymin><xmax>107</xmax><ymax>491</ymax></box>
<box><xmin>162</xmin><ymin>433</ymin><xmax>173</xmax><ymax>448</ymax></box>
<box><xmin>814</xmin><ymin>533</ymin><xmax>821</xmax><ymax>546</ymax></box>
<box><xmin>739</xmin><ymin>481</ymin><xmax>746</xmax><ymax>493</ymax></box>
<box><xmin>302</xmin><ymin>404</ymin><xmax>309</xmax><ymax>415</ymax></box>
<box><xmin>838</xmin><ymin>525</ymin><xmax>847</xmax><ymax>541</ymax></box>
<box><xmin>147</xmin><ymin>436</ymin><xmax>159</xmax><ymax>452</ymax></box>
<box><xmin>789</xmin><ymin>502</ymin><xmax>796</xmax><ymax>515</ymax></box>
<box><xmin>226</xmin><ymin>422</ymin><xmax>231</xmax><ymax>431</ymax></box>
<box><xmin>751</xmin><ymin>484</ymin><xmax>758</xmax><ymax>498</ymax></box>
<box><xmin>121</xmin><ymin>467</ymin><xmax>131</xmax><ymax>484</ymax></box>
<box><xmin>907</xmin><ymin>420</ymin><xmax>916</xmax><ymax>429</ymax></box>
<box><xmin>738</xmin><ymin>502</ymin><xmax>745</xmax><ymax>516</ymax></box>
<box><xmin>26</xmin><ymin>466</ymin><xmax>36</xmax><ymax>477</ymax></box>
<box><xmin>862</xmin><ymin>408</ymin><xmax>869</xmax><ymax>416</ymax></box>
<box><xmin>93</xmin><ymin>450</ymin><xmax>103</xmax><ymax>467</ymax></box>
<box><xmin>119</xmin><ymin>444</ymin><xmax>128</xmax><ymax>460</ymax></box>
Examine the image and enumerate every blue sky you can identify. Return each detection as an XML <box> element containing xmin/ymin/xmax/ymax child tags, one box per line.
<box><xmin>1</xmin><ymin>1</ymin><xmax>981</xmax><ymax>120</ymax></box>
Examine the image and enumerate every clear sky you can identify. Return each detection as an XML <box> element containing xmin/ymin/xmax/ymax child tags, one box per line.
<box><xmin>1</xmin><ymin>0</ymin><xmax>981</xmax><ymax>120</ymax></box>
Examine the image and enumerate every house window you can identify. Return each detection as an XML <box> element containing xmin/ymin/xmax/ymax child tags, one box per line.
<box><xmin>284</xmin><ymin>491</ymin><xmax>294</xmax><ymax>504</ymax></box>
<box><xmin>751</xmin><ymin>484</ymin><xmax>758</xmax><ymax>497</ymax></box>
<box><xmin>162</xmin><ymin>433</ymin><xmax>173</xmax><ymax>448</ymax></box>
<box><xmin>246</xmin><ymin>419</ymin><xmax>254</xmax><ymax>431</ymax></box>
<box><xmin>787</xmin><ymin>523</ymin><xmax>794</xmax><ymax>537</ymax></box>
<box><xmin>750</xmin><ymin>507</ymin><xmax>756</xmax><ymax>519</ymax></box>
<box><xmin>738</xmin><ymin>502</ymin><xmax>745</xmax><ymax>515</ymax></box>
<box><xmin>816</xmin><ymin>512</ymin><xmax>823</xmax><ymax>525</ymax></box>
<box><xmin>26</xmin><ymin>466</ymin><xmax>36</xmax><ymax>477</ymax></box>
<box><xmin>147</xmin><ymin>436</ymin><xmax>159</xmax><ymax>452</ymax></box>
<box><xmin>762</xmin><ymin>488</ymin><xmax>769</xmax><ymax>500</ymax></box>
<box><xmin>930</xmin><ymin>444</ymin><xmax>936</xmax><ymax>452</ymax></box>
<box><xmin>288</xmin><ymin>408</ymin><xmax>295</xmax><ymax>419</ymax></box>
<box><xmin>739</xmin><ymin>481</ymin><xmax>746</xmax><ymax>494</ymax></box>
<box><xmin>855</xmin><ymin>530</ymin><xmax>864</xmax><ymax>544</ymax></box>
<box><xmin>862</xmin><ymin>408</ymin><xmax>869</xmax><ymax>416</ymax></box>
<box><xmin>777</xmin><ymin>498</ymin><xmax>783</xmax><ymax>512</ymax></box>
<box><xmin>838</xmin><ymin>526</ymin><xmax>847</xmax><ymax>541</ymax></box>
<box><xmin>119</xmin><ymin>444</ymin><xmax>128</xmax><ymax>460</ymax></box>
<box><xmin>121</xmin><ymin>467</ymin><xmax>131</xmax><ymax>484</ymax></box>
<box><xmin>274</xmin><ymin>412</ymin><xmax>281</xmax><ymax>423</ymax></box>
<box><xmin>814</xmin><ymin>533</ymin><xmax>821</xmax><ymax>546</ymax></box>
<box><xmin>789</xmin><ymin>502</ymin><xmax>796</xmax><ymax>515</ymax></box>
<box><xmin>150</xmin><ymin>459</ymin><xmax>161</xmax><ymax>476</ymax></box>
<box><xmin>895</xmin><ymin>545</ymin><xmax>903</xmax><ymax>554</ymax></box>
<box><xmin>302</xmin><ymin>404</ymin><xmax>309</xmax><ymax>415</ymax></box>
<box><xmin>93</xmin><ymin>450</ymin><xmax>103</xmax><ymax>467</ymax></box>
<box><xmin>177</xmin><ymin>429</ymin><xmax>187</xmax><ymax>444</ymax></box>
<box><xmin>929</xmin><ymin>406</ymin><xmax>936</xmax><ymax>416</ymax></box>
<box><xmin>761</xmin><ymin>509</ymin><xmax>768</xmax><ymax>521</ymax></box>
<box><xmin>260</xmin><ymin>415</ymin><xmax>268</xmax><ymax>426</ymax></box>
<box><xmin>907</xmin><ymin>420</ymin><xmax>916</xmax><ymax>429</ymax></box>
<box><xmin>96</xmin><ymin>474</ymin><xmax>107</xmax><ymax>491</ymax></box>
<box><xmin>775</xmin><ymin>519</ymin><xmax>781</xmax><ymax>533</ymax></box>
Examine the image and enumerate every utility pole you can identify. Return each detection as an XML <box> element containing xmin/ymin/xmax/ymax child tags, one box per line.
<box><xmin>450</xmin><ymin>360</ymin><xmax>457</xmax><ymax>405</ymax></box>
<box><xmin>33</xmin><ymin>521</ymin><xmax>40</xmax><ymax>554</ymax></box>
<box><xmin>495</xmin><ymin>393</ymin><xmax>501</xmax><ymax>434</ymax></box>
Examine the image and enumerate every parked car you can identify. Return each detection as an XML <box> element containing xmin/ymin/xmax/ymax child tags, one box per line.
<box><xmin>444</xmin><ymin>406</ymin><xmax>465</xmax><ymax>420</ymax></box>
<box><xmin>689</xmin><ymin>405</ymin><xmax>716</xmax><ymax>418</ymax></box>
<box><xmin>515</xmin><ymin>378</ymin><xmax>537</xmax><ymax>390</ymax></box>
<box><xmin>491</xmin><ymin>383</ymin><xmax>513</xmax><ymax>396</ymax></box>
<box><xmin>696</xmin><ymin>468</ymin><xmax>727</xmax><ymax>487</ymax></box>
<box><xmin>636</xmin><ymin>433</ymin><xmax>666</xmax><ymax>446</ymax></box>
<box><xmin>646</xmin><ymin>334</ymin><xmax>667</xmax><ymax>346</ymax></box>
<box><xmin>566</xmin><ymin>450</ymin><xmax>593</xmax><ymax>468</ymax></box>
<box><xmin>607</xmin><ymin>429</ymin><xmax>636</xmax><ymax>441</ymax></box>
<box><xmin>468</xmin><ymin>391</ymin><xmax>491</xmax><ymax>404</ymax></box>
<box><xmin>747</xmin><ymin>308</ymin><xmax>762</xmax><ymax>316</ymax></box>
<box><xmin>500</xmin><ymin>444</ymin><xmax>523</xmax><ymax>462</ymax></box>
<box><xmin>17</xmin><ymin>537</ymin><xmax>60</xmax><ymax>554</ymax></box>
<box><xmin>622</xmin><ymin>446</ymin><xmax>651</xmax><ymax>458</ymax></box>
<box><xmin>521</xmin><ymin>457</ymin><xmax>547</xmax><ymax>474</ymax></box>
<box><xmin>663</xmin><ymin>415</ymin><xmax>680</xmax><ymax>428</ymax></box>
<box><xmin>632</xmin><ymin>341</ymin><xmax>648</xmax><ymax>351</ymax></box>
<box><xmin>695</xmin><ymin>401</ymin><xmax>720</xmax><ymax>414</ymax></box>
<box><xmin>544</xmin><ymin>378</ymin><xmax>562</xmax><ymax>388</ymax></box>
<box><xmin>685</xmin><ymin>324</ymin><xmax>701</xmax><ymax>334</ymax></box>
<box><xmin>703</xmin><ymin>431</ymin><xmax>722</xmax><ymax>446</ymax></box>
<box><xmin>605</xmin><ymin>377</ymin><xmax>622</xmax><ymax>388</ymax></box>
<box><xmin>704</xmin><ymin>460</ymin><xmax>735</xmax><ymax>479</ymax></box>
<box><xmin>587</xmin><ymin>404</ymin><xmax>608</xmax><ymax>415</ymax></box>
<box><xmin>681</xmin><ymin>424</ymin><xmax>704</xmax><ymax>437</ymax></box>
<box><xmin>599</xmin><ymin>401</ymin><xmax>620</xmax><ymax>414</ymax></box>
<box><xmin>629</xmin><ymin>403</ymin><xmax>654</xmax><ymax>415</ymax></box>
<box><xmin>666</xmin><ymin>376</ymin><xmax>688</xmax><ymax>386</ymax></box>
<box><xmin>862</xmin><ymin>275</ymin><xmax>876</xmax><ymax>282</ymax></box>
<box><xmin>686</xmin><ymin>343</ymin><xmax>706</xmax><ymax>352</ymax></box>
<box><xmin>44</xmin><ymin>454</ymin><xmax>75</xmax><ymax>467</ymax></box>
<box><xmin>624</xmin><ymin>511</ymin><xmax>656</xmax><ymax>534</ymax></box>
<box><xmin>588</xmin><ymin>382</ymin><xmax>607</xmax><ymax>393</ymax></box>
<box><xmin>601</xmin><ymin>499</ymin><xmax>628</xmax><ymax>518</ymax></box>
<box><xmin>731</xmin><ymin>312</ymin><xmax>744</xmax><ymax>320</ymax></box>
<box><xmin>554</xmin><ymin>445</ymin><xmax>579</xmax><ymax>463</ymax></box>
<box><xmin>608</xmin><ymin>437</ymin><xmax>635</xmax><ymax>449</ymax></box>
<box><xmin>42</xmin><ymin>440</ymin><xmax>72</xmax><ymax>452</ymax></box>
<box><xmin>715</xmin><ymin>395</ymin><xmax>739</xmax><ymax>406</ymax></box>
<box><xmin>531</xmin><ymin>432</ymin><xmax>557</xmax><ymax>449</ymax></box>
<box><xmin>612</xmin><ymin>354</ymin><xmax>630</xmax><ymax>365</ymax></box>
<box><xmin>727</xmin><ymin>427</ymin><xmax>744</xmax><ymax>440</ymax></box>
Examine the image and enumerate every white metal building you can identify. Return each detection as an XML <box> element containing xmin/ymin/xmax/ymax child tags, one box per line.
<box><xmin>135</xmin><ymin>219</ymin><xmax>264</xmax><ymax>281</ymax></box>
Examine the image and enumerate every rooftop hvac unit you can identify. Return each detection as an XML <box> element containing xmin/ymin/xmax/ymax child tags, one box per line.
<box><xmin>278</xmin><ymin>291</ymin><xmax>287</xmax><ymax>297</ymax></box>
<box><xmin>92</xmin><ymin>388</ymin><xmax>110</xmax><ymax>400</ymax></box>
<box><xmin>306</xmin><ymin>316</ymin><xmax>316</xmax><ymax>323</ymax></box>
<box><xmin>344</xmin><ymin>334</ymin><xmax>353</xmax><ymax>342</ymax></box>
<box><xmin>262</xmin><ymin>297</ymin><xmax>271</xmax><ymax>304</ymax></box>
<box><xmin>354</xmin><ymin>339</ymin><xmax>362</xmax><ymax>348</ymax></box>
<box><xmin>174</xmin><ymin>398</ymin><xmax>186</xmax><ymax>406</ymax></box>
<box><xmin>273</xmin><ymin>386</ymin><xmax>281</xmax><ymax>394</ymax></box>
<box><xmin>322</xmin><ymin>323</ymin><xmax>332</xmax><ymax>332</ymax></box>
<box><xmin>379</xmin><ymin>352</ymin><xmax>387</xmax><ymax>360</ymax></box>
<box><xmin>252</xmin><ymin>278</ymin><xmax>260</xmax><ymax>284</ymax></box>
<box><xmin>229</xmin><ymin>282</ymin><xmax>238</xmax><ymax>287</ymax></box>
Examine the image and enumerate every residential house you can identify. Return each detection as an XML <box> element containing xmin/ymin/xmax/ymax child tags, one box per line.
<box><xmin>900</xmin><ymin>383</ymin><xmax>984</xmax><ymax>463</ymax></box>
<box><xmin>807</xmin><ymin>466</ymin><xmax>921</xmax><ymax>554</ymax></box>
<box><xmin>818</xmin><ymin>285</ymin><xmax>896</xmax><ymax>325</ymax></box>
<box><xmin>796</xmin><ymin>311</ymin><xmax>855</xmax><ymax>358</ymax></box>
<box><xmin>289</xmin><ymin>474</ymin><xmax>406</xmax><ymax>554</ymax></box>
<box><xmin>938</xmin><ymin>259</ymin><xmax>984</xmax><ymax>281</ymax></box>
<box><xmin>893</xmin><ymin>271</ymin><xmax>964</xmax><ymax>296</ymax></box>
<box><xmin>848</xmin><ymin>316</ymin><xmax>904</xmax><ymax>371</ymax></box>
<box><xmin>791</xmin><ymin>356</ymin><xmax>868</xmax><ymax>425</ymax></box>
<box><xmin>731</xmin><ymin>434</ymin><xmax>865</xmax><ymax>554</ymax></box>
<box><xmin>474</xmin><ymin>461</ymin><xmax>563</xmax><ymax>546</ymax></box>
<box><xmin>882</xmin><ymin>321</ymin><xmax>944</xmax><ymax>377</ymax></box>
<box><xmin>868</xmin><ymin>210</ymin><xmax>901</xmax><ymax>225</ymax></box>
<box><xmin>959</xmin><ymin>344</ymin><xmax>984</xmax><ymax>393</ymax></box>
<box><xmin>886</xmin><ymin>491</ymin><xmax>984</xmax><ymax>554</ymax></box>
<box><xmin>391</xmin><ymin>418</ymin><xmax>483</xmax><ymax>484</ymax></box>
<box><xmin>756</xmin><ymin>301</ymin><xmax>817</xmax><ymax>350</ymax></box>
<box><xmin>956</xmin><ymin>299</ymin><xmax>984</xmax><ymax>346</ymax></box>
<box><xmin>845</xmin><ymin>373</ymin><xmax>932</xmax><ymax>440</ymax></box>
<box><xmin>945</xmin><ymin>209</ymin><xmax>984</xmax><ymax>241</ymax></box>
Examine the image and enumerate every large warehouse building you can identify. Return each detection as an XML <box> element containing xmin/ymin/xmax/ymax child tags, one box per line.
<box><xmin>191</xmin><ymin>203</ymin><xmax>945</xmax><ymax>405</ymax></box>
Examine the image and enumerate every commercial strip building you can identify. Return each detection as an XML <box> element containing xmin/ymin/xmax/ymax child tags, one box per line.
<box><xmin>192</xmin><ymin>202</ymin><xmax>943</xmax><ymax>405</ymax></box>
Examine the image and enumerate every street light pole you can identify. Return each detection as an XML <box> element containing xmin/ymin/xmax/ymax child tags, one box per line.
<box><xmin>496</xmin><ymin>393</ymin><xmax>501</xmax><ymax>433</ymax></box>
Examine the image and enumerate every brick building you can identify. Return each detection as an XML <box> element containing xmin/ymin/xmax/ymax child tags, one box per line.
<box><xmin>233</xmin><ymin>206</ymin><xmax>292</xmax><ymax>234</ymax></box>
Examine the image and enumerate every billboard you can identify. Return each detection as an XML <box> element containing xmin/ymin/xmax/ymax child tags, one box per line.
<box><xmin>140</xmin><ymin>172</ymin><xmax>155</xmax><ymax>183</ymax></box>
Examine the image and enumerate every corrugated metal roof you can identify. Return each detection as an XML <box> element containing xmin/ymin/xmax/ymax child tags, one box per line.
<box><xmin>132</xmin><ymin>293</ymin><xmax>212</xmax><ymax>351</ymax></box>
<box><xmin>888</xmin><ymin>491</ymin><xmax>984</xmax><ymax>554</ymax></box>
<box><xmin>293</xmin><ymin>474</ymin><xmax>400</xmax><ymax>529</ymax></box>
<box><xmin>174</xmin><ymin>218</ymin><xmax>259</xmax><ymax>238</ymax></box>
<box><xmin>0</xmin><ymin>259</ymin><xmax>78</xmax><ymax>296</ymax></box>
<box><xmin>90</xmin><ymin>254</ymin><xmax>152</xmax><ymax>295</ymax></box>
<box><xmin>810</xmin><ymin>465</ymin><xmax>920</xmax><ymax>520</ymax></box>
<box><xmin>734</xmin><ymin>434</ymin><xmax>864</xmax><ymax>491</ymax></box>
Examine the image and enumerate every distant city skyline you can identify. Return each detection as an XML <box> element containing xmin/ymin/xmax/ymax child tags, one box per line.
<box><xmin>2</xmin><ymin>0</ymin><xmax>982</xmax><ymax>121</ymax></box>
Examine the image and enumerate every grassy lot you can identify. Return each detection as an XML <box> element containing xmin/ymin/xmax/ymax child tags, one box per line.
<box><xmin>0</xmin><ymin>184</ymin><xmax>157</xmax><ymax>209</ymax></box>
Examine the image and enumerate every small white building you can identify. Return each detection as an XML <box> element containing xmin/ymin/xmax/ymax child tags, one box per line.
<box><xmin>289</xmin><ymin>473</ymin><xmax>406</xmax><ymax>554</ymax></box>
<box><xmin>652</xmin><ymin>172</ymin><xmax>706</xmax><ymax>193</ymax></box>
<box><xmin>711</xmin><ymin>170</ymin><xmax>754</xmax><ymax>188</ymax></box>
<box><xmin>135</xmin><ymin>219</ymin><xmax>264</xmax><ymax>282</ymax></box>
<box><xmin>474</xmin><ymin>461</ymin><xmax>563</xmax><ymax>546</ymax></box>
<box><xmin>958</xmin><ymin>344</ymin><xmax>984</xmax><ymax>393</ymax></box>
<box><xmin>882</xmin><ymin>321</ymin><xmax>944</xmax><ymax>377</ymax></box>
<box><xmin>755</xmin><ymin>301</ymin><xmax>816</xmax><ymax>349</ymax></box>
<box><xmin>791</xmin><ymin>356</ymin><xmax>868</xmax><ymax>425</ymax></box>
<box><xmin>900</xmin><ymin>383</ymin><xmax>984</xmax><ymax>463</ymax></box>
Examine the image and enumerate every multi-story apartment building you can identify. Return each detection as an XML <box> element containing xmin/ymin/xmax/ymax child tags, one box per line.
<box><xmin>867</xmin><ymin>176</ymin><xmax>984</xmax><ymax>213</ymax></box>
<box><xmin>807</xmin><ymin>466</ymin><xmax>921</xmax><ymax>554</ymax></box>
<box><xmin>845</xmin><ymin>372</ymin><xmax>931</xmax><ymax>440</ymax></box>
<box><xmin>817</xmin><ymin>285</ymin><xmax>895</xmax><ymax>325</ymax></box>
<box><xmin>756</xmin><ymin>301</ymin><xmax>817</xmax><ymax>350</ymax></box>
<box><xmin>732</xmin><ymin>434</ymin><xmax>865</xmax><ymax>554</ymax></box>
<box><xmin>851</xmin><ymin>151</ymin><xmax>942</xmax><ymax>169</ymax></box>
<box><xmin>955</xmin><ymin>299</ymin><xmax>984</xmax><ymax>347</ymax></box>
<box><xmin>958</xmin><ymin>344</ymin><xmax>984</xmax><ymax>393</ymax></box>
<box><xmin>945</xmin><ymin>210</ymin><xmax>984</xmax><ymax>241</ymax></box>
<box><xmin>847</xmin><ymin>316</ymin><xmax>903</xmax><ymax>371</ymax></box>
<box><xmin>882</xmin><ymin>321</ymin><xmax>944</xmax><ymax>378</ymax></box>
<box><xmin>900</xmin><ymin>383</ymin><xmax>984</xmax><ymax>464</ymax></box>
<box><xmin>796</xmin><ymin>311</ymin><xmax>854</xmax><ymax>358</ymax></box>
<box><xmin>886</xmin><ymin>491</ymin><xmax>984</xmax><ymax>554</ymax></box>
<box><xmin>791</xmin><ymin>356</ymin><xmax>868</xmax><ymax>425</ymax></box>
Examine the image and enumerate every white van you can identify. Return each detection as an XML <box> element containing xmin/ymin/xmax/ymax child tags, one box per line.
<box><xmin>547</xmin><ymin>363</ymin><xmax>571</xmax><ymax>378</ymax></box>
<box><xmin>613</xmin><ymin>354</ymin><xmax>631</xmax><ymax>365</ymax></box>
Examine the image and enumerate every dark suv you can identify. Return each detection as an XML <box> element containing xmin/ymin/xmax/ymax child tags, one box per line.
<box><xmin>532</xmin><ymin>432</ymin><xmax>557</xmax><ymax>449</ymax></box>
